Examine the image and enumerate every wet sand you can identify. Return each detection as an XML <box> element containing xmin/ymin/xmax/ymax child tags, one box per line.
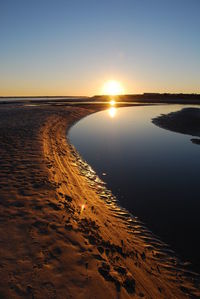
<box><xmin>152</xmin><ymin>107</ymin><xmax>200</xmax><ymax>144</ymax></box>
<box><xmin>0</xmin><ymin>103</ymin><xmax>200</xmax><ymax>298</ymax></box>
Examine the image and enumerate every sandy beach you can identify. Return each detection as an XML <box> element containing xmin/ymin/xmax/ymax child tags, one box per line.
<box><xmin>0</xmin><ymin>103</ymin><xmax>200</xmax><ymax>299</ymax></box>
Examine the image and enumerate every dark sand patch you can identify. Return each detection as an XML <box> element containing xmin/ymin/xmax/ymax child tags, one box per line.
<box><xmin>152</xmin><ymin>107</ymin><xmax>200</xmax><ymax>143</ymax></box>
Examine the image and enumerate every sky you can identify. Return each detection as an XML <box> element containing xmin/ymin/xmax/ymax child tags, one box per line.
<box><xmin>0</xmin><ymin>0</ymin><xmax>200</xmax><ymax>96</ymax></box>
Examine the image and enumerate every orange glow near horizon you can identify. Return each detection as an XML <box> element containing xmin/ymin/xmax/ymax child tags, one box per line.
<box><xmin>101</xmin><ymin>80</ymin><xmax>124</xmax><ymax>96</ymax></box>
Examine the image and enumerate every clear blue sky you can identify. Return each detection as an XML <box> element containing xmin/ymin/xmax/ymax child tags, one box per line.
<box><xmin>0</xmin><ymin>0</ymin><xmax>200</xmax><ymax>96</ymax></box>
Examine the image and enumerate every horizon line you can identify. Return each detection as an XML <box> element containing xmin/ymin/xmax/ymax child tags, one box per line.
<box><xmin>1</xmin><ymin>92</ymin><xmax>200</xmax><ymax>98</ymax></box>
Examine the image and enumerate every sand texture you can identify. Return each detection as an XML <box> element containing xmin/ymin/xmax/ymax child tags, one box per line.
<box><xmin>0</xmin><ymin>103</ymin><xmax>200</xmax><ymax>299</ymax></box>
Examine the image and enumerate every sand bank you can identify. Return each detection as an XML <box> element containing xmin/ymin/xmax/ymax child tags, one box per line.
<box><xmin>152</xmin><ymin>107</ymin><xmax>200</xmax><ymax>144</ymax></box>
<box><xmin>0</xmin><ymin>103</ymin><xmax>199</xmax><ymax>298</ymax></box>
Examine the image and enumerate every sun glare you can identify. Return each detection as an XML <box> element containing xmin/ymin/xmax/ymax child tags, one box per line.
<box><xmin>110</xmin><ymin>100</ymin><xmax>116</xmax><ymax>106</ymax></box>
<box><xmin>102</xmin><ymin>80</ymin><xmax>124</xmax><ymax>96</ymax></box>
<box><xmin>108</xmin><ymin>107</ymin><xmax>116</xmax><ymax>118</ymax></box>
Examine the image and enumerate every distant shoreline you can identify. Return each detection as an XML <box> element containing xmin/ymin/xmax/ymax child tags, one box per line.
<box><xmin>92</xmin><ymin>93</ymin><xmax>200</xmax><ymax>105</ymax></box>
<box><xmin>1</xmin><ymin>94</ymin><xmax>200</xmax><ymax>108</ymax></box>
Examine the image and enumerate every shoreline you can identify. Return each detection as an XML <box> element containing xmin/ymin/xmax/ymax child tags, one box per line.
<box><xmin>152</xmin><ymin>107</ymin><xmax>200</xmax><ymax>140</ymax></box>
<box><xmin>0</xmin><ymin>103</ymin><xmax>200</xmax><ymax>298</ymax></box>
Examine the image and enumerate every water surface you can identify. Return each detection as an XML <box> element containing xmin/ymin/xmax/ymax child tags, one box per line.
<box><xmin>69</xmin><ymin>104</ymin><xmax>200</xmax><ymax>271</ymax></box>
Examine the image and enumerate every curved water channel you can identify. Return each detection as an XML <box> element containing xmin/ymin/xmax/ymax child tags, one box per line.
<box><xmin>69</xmin><ymin>104</ymin><xmax>200</xmax><ymax>272</ymax></box>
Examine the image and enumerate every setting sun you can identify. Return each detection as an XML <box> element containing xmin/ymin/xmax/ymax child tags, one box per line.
<box><xmin>102</xmin><ymin>80</ymin><xmax>124</xmax><ymax>96</ymax></box>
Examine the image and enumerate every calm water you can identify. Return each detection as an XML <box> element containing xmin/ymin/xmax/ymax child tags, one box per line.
<box><xmin>69</xmin><ymin>104</ymin><xmax>200</xmax><ymax>271</ymax></box>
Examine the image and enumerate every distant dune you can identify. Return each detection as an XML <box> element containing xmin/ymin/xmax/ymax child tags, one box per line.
<box><xmin>92</xmin><ymin>93</ymin><xmax>200</xmax><ymax>104</ymax></box>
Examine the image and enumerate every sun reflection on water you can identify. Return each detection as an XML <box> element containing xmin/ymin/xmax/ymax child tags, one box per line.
<box><xmin>110</xmin><ymin>100</ymin><xmax>116</xmax><ymax>106</ymax></box>
<box><xmin>108</xmin><ymin>107</ymin><xmax>116</xmax><ymax>118</ymax></box>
